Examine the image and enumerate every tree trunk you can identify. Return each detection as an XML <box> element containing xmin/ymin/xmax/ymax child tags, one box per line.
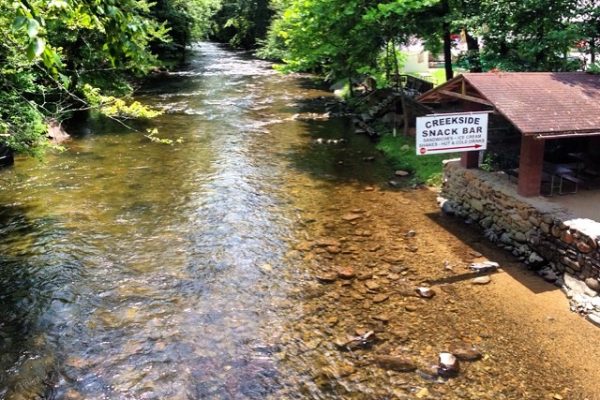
<box><xmin>443</xmin><ymin>25</ymin><xmax>453</xmax><ymax>81</ymax></box>
<box><xmin>441</xmin><ymin>0</ymin><xmax>453</xmax><ymax>81</ymax></box>
<box><xmin>348</xmin><ymin>76</ymin><xmax>354</xmax><ymax>98</ymax></box>
<box><xmin>465</xmin><ymin>29</ymin><xmax>482</xmax><ymax>72</ymax></box>
<box><xmin>391</xmin><ymin>38</ymin><xmax>410</xmax><ymax>136</ymax></box>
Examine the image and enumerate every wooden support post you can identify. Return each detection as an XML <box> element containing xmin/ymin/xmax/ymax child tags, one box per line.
<box><xmin>460</xmin><ymin>151</ymin><xmax>479</xmax><ymax>169</ymax></box>
<box><xmin>517</xmin><ymin>136</ymin><xmax>545</xmax><ymax>197</ymax></box>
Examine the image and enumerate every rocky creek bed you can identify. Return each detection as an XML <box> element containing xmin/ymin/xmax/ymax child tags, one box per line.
<box><xmin>267</xmin><ymin>182</ymin><xmax>600</xmax><ymax>399</ymax></box>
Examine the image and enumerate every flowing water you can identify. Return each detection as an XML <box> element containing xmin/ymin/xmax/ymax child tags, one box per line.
<box><xmin>0</xmin><ymin>43</ymin><xmax>597</xmax><ymax>400</ymax></box>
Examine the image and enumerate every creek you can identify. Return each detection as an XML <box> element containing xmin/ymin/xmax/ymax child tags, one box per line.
<box><xmin>0</xmin><ymin>43</ymin><xmax>597</xmax><ymax>400</ymax></box>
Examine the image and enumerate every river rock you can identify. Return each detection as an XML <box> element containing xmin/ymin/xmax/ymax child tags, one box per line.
<box><xmin>395</xmin><ymin>170</ymin><xmax>409</xmax><ymax>177</ymax></box>
<box><xmin>449</xmin><ymin>342</ymin><xmax>482</xmax><ymax>361</ymax></box>
<box><xmin>564</xmin><ymin>273</ymin><xmax>598</xmax><ymax>297</ymax></box>
<box><xmin>316</xmin><ymin>238</ymin><xmax>341</xmax><ymax>247</ymax></box>
<box><xmin>372</xmin><ymin>313</ymin><xmax>390</xmax><ymax>322</ymax></box>
<box><xmin>471</xmin><ymin>276</ymin><xmax>491</xmax><ymax>285</ymax></box>
<box><xmin>342</xmin><ymin>213</ymin><xmax>362</xmax><ymax>222</ymax></box>
<box><xmin>337</xmin><ymin>267</ymin><xmax>356</xmax><ymax>279</ymax></box>
<box><xmin>437</xmin><ymin>352</ymin><xmax>460</xmax><ymax>377</ymax></box>
<box><xmin>373</xmin><ymin>355</ymin><xmax>417</xmax><ymax>372</ymax></box>
<box><xmin>365</xmin><ymin>280</ymin><xmax>381</xmax><ymax>291</ymax></box>
<box><xmin>373</xmin><ymin>293</ymin><xmax>389</xmax><ymax>303</ymax></box>
<box><xmin>357</xmin><ymin>271</ymin><xmax>373</xmax><ymax>280</ymax></box>
<box><xmin>317</xmin><ymin>273</ymin><xmax>337</xmax><ymax>283</ymax></box>
<box><xmin>585</xmin><ymin>277</ymin><xmax>600</xmax><ymax>292</ymax></box>
<box><xmin>440</xmin><ymin>200</ymin><xmax>455</xmax><ymax>215</ymax></box>
<box><xmin>295</xmin><ymin>241</ymin><xmax>313</xmax><ymax>251</ymax></box>
<box><xmin>416</xmin><ymin>287</ymin><xmax>436</xmax><ymax>299</ymax></box>
<box><xmin>326</xmin><ymin>246</ymin><xmax>341</xmax><ymax>254</ymax></box>
<box><xmin>587</xmin><ymin>313</ymin><xmax>600</xmax><ymax>327</ymax></box>
<box><xmin>470</xmin><ymin>261</ymin><xmax>499</xmax><ymax>273</ymax></box>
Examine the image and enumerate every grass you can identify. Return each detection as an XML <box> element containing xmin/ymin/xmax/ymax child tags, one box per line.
<box><xmin>376</xmin><ymin>133</ymin><xmax>459</xmax><ymax>186</ymax></box>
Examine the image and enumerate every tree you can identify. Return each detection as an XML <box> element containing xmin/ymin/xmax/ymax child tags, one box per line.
<box><xmin>1</xmin><ymin>0</ymin><xmax>221</xmax><ymax>156</ymax></box>
<box><xmin>475</xmin><ymin>0</ymin><xmax>581</xmax><ymax>71</ymax></box>
<box><xmin>211</xmin><ymin>0</ymin><xmax>273</xmax><ymax>48</ymax></box>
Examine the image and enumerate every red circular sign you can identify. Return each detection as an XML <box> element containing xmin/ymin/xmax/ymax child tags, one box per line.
<box><xmin>419</xmin><ymin>147</ymin><xmax>427</xmax><ymax>155</ymax></box>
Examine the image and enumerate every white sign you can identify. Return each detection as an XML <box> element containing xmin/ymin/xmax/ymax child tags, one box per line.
<box><xmin>416</xmin><ymin>112</ymin><xmax>489</xmax><ymax>156</ymax></box>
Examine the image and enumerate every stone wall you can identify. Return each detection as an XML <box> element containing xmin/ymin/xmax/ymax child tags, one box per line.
<box><xmin>440</xmin><ymin>161</ymin><xmax>600</xmax><ymax>322</ymax></box>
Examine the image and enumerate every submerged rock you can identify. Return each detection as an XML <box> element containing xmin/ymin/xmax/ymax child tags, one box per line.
<box><xmin>449</xmin><ymin>342</ymin><xmax>482</xmax><ymax>361</ymax></box>
<box><xmin>372</xmin><ymin>293</ymin><xmax>389</xmax><ymax>303</ymax></box>
<box><xmin>373</xmin><ymin>355</ymin><xmax>417</xmax><ymax>372</ymax></box>
<box><xmin>416</xmin><ymin>287</ymin><xmax>436</xmax><ymax>299</ymax></box>
<box><xmin>317</xmin><ymin>273</ymin><xmax>337</xmax><ymax>283</ymax></box>
<box><xmin>437</xmin><ymin>352</ymin><xmax>460</xmax><ymax>377</ymax></box>
<box><xmin>342</xmin><ymin>213</ymin><xmax>362</xmax><ymax>222</ymax></box>
<box><xmin>336</xmin><ymin>267</ymin><xmax>356</xmax><ymax>279</ymax></box>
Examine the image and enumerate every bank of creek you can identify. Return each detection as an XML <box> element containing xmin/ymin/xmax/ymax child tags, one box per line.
<box><xmin>1</xmin><ymin>43</ymin><xmax>600</xmax><ymax>400</ymax></box>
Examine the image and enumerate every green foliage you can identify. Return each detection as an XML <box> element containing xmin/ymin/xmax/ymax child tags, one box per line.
<box><xmin>260</xmin><ymin>0</ymin><xmax>597</xmax><ymax>83</ymax></box>
<box><xmin>145</xmin><ymin>128</ymin><xmax>184</xmax><ymax>145</ymax></box>
<box><xmin>588</xmin><ymin>62</ymin><xmax>600</xmax><ymax>74</ymax></box>
<box><xmin>0</xmin><ymin>0</ymin><xmax>221</xmax><ymax>156</ymax></box>
<box><xmin>474</xmin><ymin>0</ymin><xmax>583</xmax><ymax>71</ymax></box>
<box><xmin>376</xmin><ymin>133</ymin><xmax>457</xmax><ymax>185</ymax></box>
<box><xmin>211</xmin><ymin>0</ymin><xmax>272</xmax><ymax>48</ymax></box>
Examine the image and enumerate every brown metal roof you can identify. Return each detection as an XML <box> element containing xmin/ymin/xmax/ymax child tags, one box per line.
<box><xmin>418</xmin><ymin>72</ymin><xmax>600</xmax><ymax>136</ymax></box>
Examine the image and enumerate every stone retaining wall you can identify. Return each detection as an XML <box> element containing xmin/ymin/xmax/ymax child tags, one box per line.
<box><xmin>440</xmin><ymin>161</ymin><xmax>600</xmax><ymax>321</ymax></box>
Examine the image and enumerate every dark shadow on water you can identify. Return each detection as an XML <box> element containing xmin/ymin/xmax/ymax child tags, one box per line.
<box><xmin>279</xmin><ymin>113</ymin><xmax>410</xmax><ymax>187</ymax></box>
<box><xmin>425</xmin><ymin>211</ymin><xmax>558</xmax><ymax>295</ymax></box>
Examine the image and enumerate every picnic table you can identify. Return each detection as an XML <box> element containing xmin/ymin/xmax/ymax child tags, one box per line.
<box><xmin>543</xmin><ymin>162</ymin><xmax>584</xmax><ymax>195</ymax></box>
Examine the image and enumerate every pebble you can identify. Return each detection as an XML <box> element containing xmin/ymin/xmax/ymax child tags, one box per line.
<box><xmin>585</xmin><ymin>277</ymin><xmax>600</xmax><ymax>292</ymax></box>
<box><xmin>438</xmin><ymin>352</ymin><xmax>460</xmax><ymax>377</ymax></box>
<box><xmin>587</xmin><ymin>313</ymin><xmax>600</xmax><ymax>327</ymax></box>
<box><xmin>357</xmin><ymin>272</ymin><xmax>373</xmax><ymax>280</ymax></box>
<box><xmin>373</xmin><ymin>293</ymin><xmax>389</xmax><ymax>303</ymax></box>
<box><xmin>416</xmin><ymin>287</ymin><xmax>436</xmax><ymax>299</ymax></box>
<box><xmin>316</xmin><ymin>238</ymin><xmax>341</xmax><ymax>247</ymax></box>
<box><xmin>342</xmin><ymin>213</ymin><xmax>362</xmax><ymax>222</ymax></box>
<box><xmin>316</xmin><ymin>273</ymin><xmax>337</xmax><ymax>283</ymax></box>
<box><xmin>405</xmin><ymin>305</ymin><xmax>418</xmax><ymax>312</ymax></box>
<box><xmin>372</xmin><ymin>314</ymin><xmax>390</xmax><ymax>322</ymax></box>
<box><xmin>448</xmin><ymin>342</ymin><xmax>482</xmax><ymax>361</ymax></box>
<box><xmin>471</xmin><ymin>276</ymin><xmax>492</xmax><ymax>285</ymax></box>
<box><xmin>365</xmin><ymin>280</ymin><xmax>381</xmax><ymax>291</ymax></box>
<box><xmin>470</xmin><ymin>261</ymin><xmax>499</xmax><ymax>273</ymax></box>
<box><xmin>326</xmin><ymin>246</ymin><xmax>341</xmax><ymax>254</ymax></box>
<box><xmin>336</xmin><ymin>267</ymin><xmax>356</xmax><ymax>279</ymax></box>
<box><xmin>364</xmin><ymin>186</ymin><xmax>375</xmax><ymax>191</ymax></box>
<box><xmin>373</xmin><ymin>355</ymin><xmax>417</xmax><ymax>372</ymax></box>
<box><xmin>259</xmin><ymin>263</ymin><xmax>273</xmax><ymax>273</ymax></box>
<box><xmin>395</xmin><ymin>170</ymin><xmax>410</xmax><ymax>177</ymax></box>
